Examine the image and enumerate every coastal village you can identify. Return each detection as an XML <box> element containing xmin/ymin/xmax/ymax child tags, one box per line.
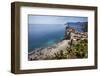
<box><xmin>28</xmin><ymin>25</ymin><xmax>88</xmax><ymax>60</ymax></box>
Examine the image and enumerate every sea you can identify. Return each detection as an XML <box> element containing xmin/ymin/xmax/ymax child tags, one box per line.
<box><xmin>28</xmin><ymin>23</ymin><xmax>85</xmax><ymax>52</ymax></box>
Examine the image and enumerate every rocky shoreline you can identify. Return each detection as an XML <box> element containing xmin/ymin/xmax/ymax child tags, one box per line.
<box><xmin>28</xmin><ymin>24</ymin><xmax>88</xmax><ymax>60</ymax></box>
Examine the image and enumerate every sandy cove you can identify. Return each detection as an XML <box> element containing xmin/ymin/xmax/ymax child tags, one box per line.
<box><xmin>28</xmin><ymin>40</ymin><xmax>70</xmax><ymax>60</ymax></box>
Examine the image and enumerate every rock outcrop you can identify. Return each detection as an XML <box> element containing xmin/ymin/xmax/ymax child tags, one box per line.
<box><xmin>28</xmin><ymin>25</ymin><xmax>88</xmax><ymax>60</ymax></box>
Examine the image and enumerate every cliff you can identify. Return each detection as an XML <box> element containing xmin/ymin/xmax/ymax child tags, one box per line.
<box><xmin>28</xmin><ymin>26</ymin><xmax>88</xmax><ymax>60</ymax></box>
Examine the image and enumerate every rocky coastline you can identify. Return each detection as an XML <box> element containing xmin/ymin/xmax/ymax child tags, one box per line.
<box><xmin>28</xmin><ymin>26</ymin><xmax>88</xmax><ymax>60</ymax></box>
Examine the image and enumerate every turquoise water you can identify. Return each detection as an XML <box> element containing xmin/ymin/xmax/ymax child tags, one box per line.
<box><xmin>28</xmin><ymin>24</ymin><xmax>65</xmax><ymax>52</ymax></box>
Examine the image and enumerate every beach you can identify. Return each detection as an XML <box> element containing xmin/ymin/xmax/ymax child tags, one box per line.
<box><xmin>28</xmin><ymin>39</ymin><xmax>70</xmax><ymax>60</ymax></box>
<box><xmin>28</xmin><ymin>31</ymin><xmax>88</xmax><ymax>60</ymax></box>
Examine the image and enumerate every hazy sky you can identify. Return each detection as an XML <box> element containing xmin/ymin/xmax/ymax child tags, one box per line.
<box><xmin>28</xmin><ymin>15</ymin><xmax>88</xmax><ymax>24</ymax></box>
